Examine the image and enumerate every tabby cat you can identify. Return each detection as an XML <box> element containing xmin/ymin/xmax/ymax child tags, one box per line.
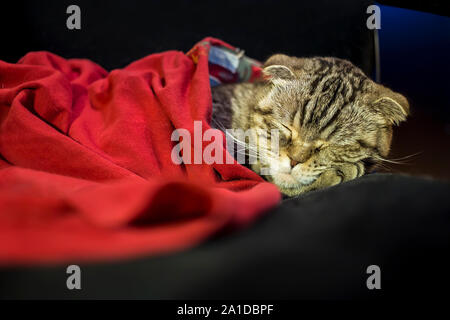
<box><xmin>211</xmin><ymin>54</ymin><xmax>409</xmax><ymax>196</ymax></box>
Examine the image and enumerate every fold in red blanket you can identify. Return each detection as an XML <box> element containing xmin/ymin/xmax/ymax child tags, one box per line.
<box><xmin>0</xmin><ymin>38</ymin><xmax>280</xmax><ymax>265</ymax></box>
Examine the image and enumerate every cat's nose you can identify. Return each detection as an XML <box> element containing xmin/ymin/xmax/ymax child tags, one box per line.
<box><xmin>290</xmin><ymin>159</ymin><xmax>299</xmax><ymax>167</ymax></box>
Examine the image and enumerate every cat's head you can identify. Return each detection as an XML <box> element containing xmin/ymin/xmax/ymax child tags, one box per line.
<box><xmin>250</xmin><ymin>54</ymin><xmax>409</xmax><ymax>195</ymax></box>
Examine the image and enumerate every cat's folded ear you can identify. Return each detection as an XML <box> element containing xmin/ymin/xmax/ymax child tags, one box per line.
<box><xmin>264</xmin><ymin>54</ymin><xmax>293</xmax><ymax>67</ymax></box>
<box><xmin>372</xmin><ymin>86</ymin><xmax>410</xmax><ymax>126</ymax></box>
<box><xmin>263</xmin><ymin>65</ymin><xmax>295</xmax><ymax>81</ymax></box>
<box><xmin>263</xmin><ymin>54</ymin><xmax>296</xmax><ymax>81</ymax></box>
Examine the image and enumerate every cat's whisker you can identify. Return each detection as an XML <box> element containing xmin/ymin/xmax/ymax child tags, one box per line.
<box><xmin>211</xmin><ymin>119</ymin><xmax>269</xmax><ymax>161</ymax></box>
<box><xmin>373</xmin><ymin>150</ymin><xmax>421</xmax><ymax>166</ymax></box>
<box><xmin>384</xmin><ymin>151</ymin><xmax>422</xmax><ymax>162</ymax></box>
<box><xmin>234</xmin><ymin>150</ymin><xmax>260</xmax><ymax>158</ymax></box>
<box><xmin>373</xmin><ymin>154</ymin><xmax>412</xmax><ymax>165</ymax></box>
<box><xmin>374</xmin><ymin>162</ymin><xmax>392</xmax><ymax>172</ymax></box>
<box><xmin>212</xmin><ymin>119</ymin><xmax>279</xmax><ymax>158</ymax></box>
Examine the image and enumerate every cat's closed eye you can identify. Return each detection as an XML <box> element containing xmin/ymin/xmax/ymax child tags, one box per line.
<box><xmin>270</xmin><ymin>122</ymin><xmax>292</xmax><ymax>143</ymax></box>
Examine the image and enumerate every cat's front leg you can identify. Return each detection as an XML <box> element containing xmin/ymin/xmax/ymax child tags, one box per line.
<box><xmin>333</xmin><ymin>162</ymin><xmax>365</xmax><ymax>182</ymax></box>
<box><xmin>292</xmin><ymin>162</ymin><xmax>364</xmax><ymax>195</ymax></box>
<box><xmin>280</xmin><ymin>169</ymin><xmax>341</xmax><ymax>196</ymax></box>
<box><xmin>299</xmin><ymin>169</ymin><xmax>343</xmax><ymax>193</ymax></box>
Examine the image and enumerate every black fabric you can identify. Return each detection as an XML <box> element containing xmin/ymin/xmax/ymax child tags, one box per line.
<box><xmin>1</xmin><ymin>174</ymin><xmax>449</xmax><ymax>299</ymax></box>
<box><xmin>0</xmin><ymin>0</ymin><xmax>374</xmax><ymax>75</ymax></box>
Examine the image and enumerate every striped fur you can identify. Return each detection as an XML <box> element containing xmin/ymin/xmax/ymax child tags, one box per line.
<box><xmin>212</xmin><ymin>54</ymin><xmax>409</xmax><ymax>196</ymax></box>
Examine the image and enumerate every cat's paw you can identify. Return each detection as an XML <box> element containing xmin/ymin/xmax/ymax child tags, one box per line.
<box><xmin>333</xmin><ymin>162</ymin><xmax>365</xmax><ymax>182</ymax></box>
<box><xmin>298</xmin><ymin>163</ymin><xmax>363</xmax><ymax>194</ymax></box>
<box><xmin>281</xmin><ymin>169</ymin><xmax>341</xmax><ymax>196</ymax></box>
<box><xmin>312</xmin><ymin>169</ymin><xmax>343</xmax><ymax>190</ymax></box>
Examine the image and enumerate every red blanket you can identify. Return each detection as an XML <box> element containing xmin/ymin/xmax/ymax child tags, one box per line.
<box><xmin>0</xmin><ymin>38</ymin><xmax>280</xmax><ymax>265</ymax></box>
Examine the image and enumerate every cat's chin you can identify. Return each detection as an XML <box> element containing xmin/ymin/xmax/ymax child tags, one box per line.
<box><xmin>270</xmin><ymin>173</ymin><xmax>297</xmax><ymax>187</ymax></box>
<box><xmin>269</xmin><ymin>172</ymin><xmax>319</xmax><ymax>193</ymax></box>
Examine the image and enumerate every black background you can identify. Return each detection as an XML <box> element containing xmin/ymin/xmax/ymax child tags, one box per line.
<box><xmin>1</xmin><ymin>0</ymin><xmax>375</xmax><ymax>72</ymax></box>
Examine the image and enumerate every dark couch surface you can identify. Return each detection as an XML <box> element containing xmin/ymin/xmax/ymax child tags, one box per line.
<box><xmin>1</xmin><ymin>174</ymin><xmax>449</xmax><ymax>299</ymax></box>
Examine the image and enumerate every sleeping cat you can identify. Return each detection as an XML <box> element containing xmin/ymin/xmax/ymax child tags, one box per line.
<box><xmin>211</xmin><ymin>54</ymin><xmax>409</xmax><ymax>196</ymax></box>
